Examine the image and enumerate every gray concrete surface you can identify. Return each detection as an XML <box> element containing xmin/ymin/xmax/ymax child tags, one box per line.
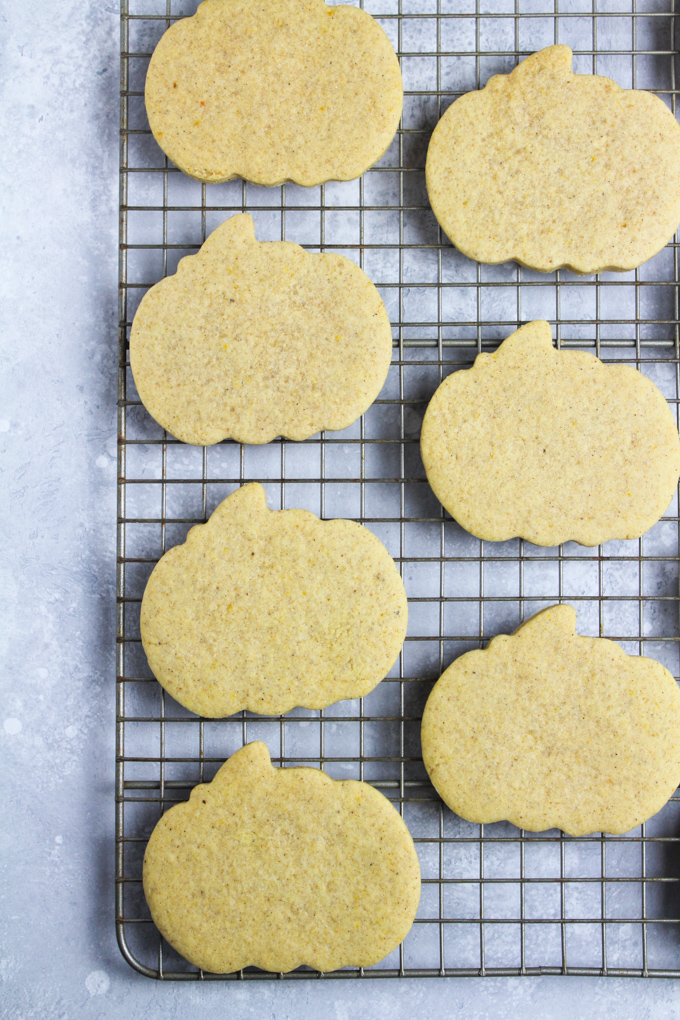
<box><xmin>2</xmin><ymin>1</ymin><xmax>680</xmax><ymax>1015</ymax></box>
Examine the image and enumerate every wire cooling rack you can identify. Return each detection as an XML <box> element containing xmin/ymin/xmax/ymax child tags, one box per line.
<box><xmin>116</xmin><ymin>0</ymin><xmax>680</xmax><ymax>980</ymax></box>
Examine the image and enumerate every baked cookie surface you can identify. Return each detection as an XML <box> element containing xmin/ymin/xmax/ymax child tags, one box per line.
<box><xmin>143</xmin><ymin>742</ymin><xmax>421</xmax><ymax>973</ymax></box>
<box><xmin>420</xmin><ymin>320</ymin><xmax>680</xmax><ymax>547</ymax></box>
<box><xmin>421</xmin><ymin>606</ymin><xmax>680</xmax><ymax>836</ymax></box>
<box><xmin>129</xmin><ymin>214</ymin><xmax>393</xmax><ymax>446</ymax></box>
<box><xmin>425</xmin><ymin>45</ymin><xmax>680</xmax><ymax>274</ymax></box>
<box><xmin>145</xmin><ymin>0</ymin><xmax>403</xmax><ymax>186</ymax></box>
<box><xmin>141</xmin><ymin>483</ymin><xmax>407</xmax><ymax>716</ymax></box>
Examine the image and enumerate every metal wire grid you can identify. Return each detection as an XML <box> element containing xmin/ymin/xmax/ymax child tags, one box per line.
<box><xmin>116</xmin><ymin>0</ymin><xmax>680</xmax><ymax>980</ymax></box>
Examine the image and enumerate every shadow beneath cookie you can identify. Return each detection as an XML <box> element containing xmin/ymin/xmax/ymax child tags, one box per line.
<box><xmin>642</xmin><ymin>798</ymin><xmax>680</xmax><ymax>967</ymax></box>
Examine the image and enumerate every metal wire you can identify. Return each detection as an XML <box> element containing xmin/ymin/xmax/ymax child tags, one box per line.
<box><xmin>116</xmin><ymin>0</ymin><xmax>680</xmax><ymax>979</ymax></box>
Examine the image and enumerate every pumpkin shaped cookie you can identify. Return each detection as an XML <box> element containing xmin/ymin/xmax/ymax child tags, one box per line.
<box><xmin>422</xmin><ymin>606</ymin><xmax>680</xmax><ymax>836</ymax></box>
<box><xmin>421</xmin><ymin>320</ymin><xmax>680</xmax><ymax>546</ymax></box>
<box><xmin>426</xmin><ymin>46</ymin><xmax>680</xmax><ymax>273</ymax></box>
<box><xmin>141</xmin><ymin>483</ymin><xmax>407</xmax><ymax>716</ymax></box>
<box><xmin>144</xmin><ymin>742</ymin><xmax>421</xmax><ymax>972</ymax></box>
<box><xmin>145</xmin><ymin>0</ymin><xmax>403</xmax><ymax>185</ymax></box>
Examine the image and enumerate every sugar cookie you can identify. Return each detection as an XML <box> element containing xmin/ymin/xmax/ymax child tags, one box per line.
<box><xmin>421</xmin><ymin>605</ymin><xmax>680</xmax><ymax>836</ymax></box>
<box><xmin>141</xmin><ymin>483</ymin><xmax>407</xmax><ymax>716</ymax></box>
<box><xmin>426</xmin><ymin>46</ymin><xmax>680</xmax><ymax>274</ymax></box>
<box><xmin>420</xmin><ymin>320</ymin><xmax>680</xmax><ymax>546</ymax></box>
<box><xmin>143</xmin><ymin>742</ymin><xmax>421</xmax><ymax>973</ymax></box>
<box><xmin>129</xmin><ymin>214</ymin><xmax>393</xmax><ymax>446</ymax></box>
<box><xmin>145</xmin><ymin>0</ymin><xmax>403</xmax><ymax>186</ymax></box>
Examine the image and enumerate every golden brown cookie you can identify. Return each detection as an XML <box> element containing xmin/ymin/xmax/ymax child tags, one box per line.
<box><xmin>426</xmin><ymin>45</ymin><xmax>680</xmax><ymax>274</ymax></box>
<box><xmin>141</xmin><ymin>483</ymin><xmax>407</xmax><ymax>716</ymax></box>
<box><xmin>143</xmin><ymin>742</ymin><xmax>421</xmax><ymax>973</ymax></box>
<box><xmin>145</xmin><ymin>0</ymin><xmax>403</xmax><ymax>186</ymax></box>
<box><xmin>421</xmin><ymin>605</ymin><xmax>680</xmax><ymax>836</ymax></box>
<box><xmin>420</xmin><ymin>320</ymin><xmax>680</xmax><ymax>547</ymax></box>
<box><xmin>129</xmin><ymin>214</ymin><xmax>394</xmax><ymax>446</ymax></box>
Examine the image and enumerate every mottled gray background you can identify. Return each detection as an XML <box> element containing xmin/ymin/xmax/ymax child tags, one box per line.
<box><xmin>2</xmin><ymin>0</ymin><xmax>680</xmax><ymax>1016</ymax></box>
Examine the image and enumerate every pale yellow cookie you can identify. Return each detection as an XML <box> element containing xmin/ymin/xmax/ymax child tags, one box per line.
<box><xmin>421</xmin><ymin>606</ymin><xmax>680</xmax><ymax>836</ymax></box>
<box><xmin>420</xmin><ymin>320</ymin><xmax>680</xmax><ymax>547</ymax></box>
<box><xmin>129</xmin><ymin>214</ymin><xmax>393</xmax><ymax>446</ymax></box>
<box><xmin>143</xmin><ymin>742</ymin><xmax>421</xmax><ymax>973</ymax></box>
<box><xmin>141</xmin><ymin>483</ymin><xmax>407</xmax><ymax>716</ymax></box>
<box><xmin>145</xmin><ymin>0</ymin><xmax>403</xmax><ymax>186</ymax></box>
<box><xmin>426</xmin><ymin>45</ymin><xmax>680</xmax><ymax>274</ymax></box>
